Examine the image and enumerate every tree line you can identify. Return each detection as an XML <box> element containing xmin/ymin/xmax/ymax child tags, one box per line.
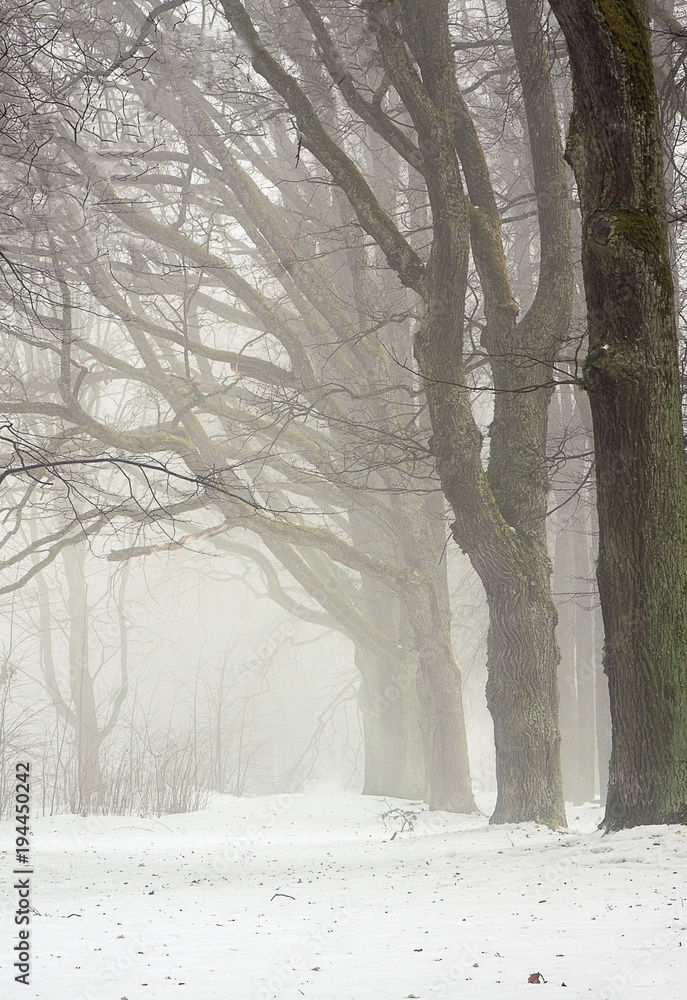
<box><xmin>0</xmin><ymin>0</ymin><xmax>685</xmax><ymax>830</ymax></box>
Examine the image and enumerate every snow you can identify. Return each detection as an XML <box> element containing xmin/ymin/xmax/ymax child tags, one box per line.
<box><xmin>2</xmin><ymin>793</ymin><xmax>685</xmax><ymax>999</ymax></box>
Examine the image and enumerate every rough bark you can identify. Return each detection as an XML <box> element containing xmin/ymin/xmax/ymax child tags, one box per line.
<box><xmin>551</xmin><ymin>0</ymin><xmax>687</xmax><ymax>827</ymax></box>
<box><xmin>368</xmin><ymin>0</ymin><xmax>569</xmax><ymax>826</ymax></box>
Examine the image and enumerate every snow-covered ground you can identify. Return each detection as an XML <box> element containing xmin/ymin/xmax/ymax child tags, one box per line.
<box><xmin>2</xmin><ymin>793</ymin><xmax>685</xmax><ymax>999</ymax></box>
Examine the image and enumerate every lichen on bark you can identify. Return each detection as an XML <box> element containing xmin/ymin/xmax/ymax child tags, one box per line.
<box><xmin>597</xmin><ymin>0</ymin><xmax>656</xmax><ymax>115</ymax></box>
<box><xmin>612</xmin><ymin>207</ymin><xmax>674</xmax><ymax>296</ymax></box>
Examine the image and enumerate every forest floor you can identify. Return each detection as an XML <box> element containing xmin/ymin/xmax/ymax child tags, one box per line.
<box><xmin>1</xmin><ymin>792</ymin><xmax>685</xmax><ymax>999</ymax></box>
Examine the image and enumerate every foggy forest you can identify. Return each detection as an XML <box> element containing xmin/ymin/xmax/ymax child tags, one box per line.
<box><xmin>0</xmin><ymin>1</ymin><xmax>686</xmax><ymax>998</ymax></box>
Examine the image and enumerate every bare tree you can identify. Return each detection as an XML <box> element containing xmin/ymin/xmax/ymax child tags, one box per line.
<box><xmin>1</xmin><ymin>0</ymin><xmax>580</xmax><ymax>824</ymax></box>
<box><xmin>32</xmin><ymin>540</ymin><xmax>128</xmax><ymax>812</ymax></box>
<box><xmin>216</xmin><ymin>0</ymin><xmax>573</xmax><ymax>824</ymax></box>
<box><xmin>0</xmin><ymin>0</ymin><xmax>478</xmax><ymax>810</ymax></box>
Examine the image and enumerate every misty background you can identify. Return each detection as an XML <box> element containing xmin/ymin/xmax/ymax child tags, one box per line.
<box><xmin>1</xmin><ymin>0</ymin><xmax>646</xmax><ymax>822</ymax></box>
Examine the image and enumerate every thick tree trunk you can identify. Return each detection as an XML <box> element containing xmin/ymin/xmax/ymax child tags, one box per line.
<box><xmin>483</xmin><ymin>568</ymin><xmax>565</xmax><ymax>826</ymax></box>
<box><xmin>551</xmin><ymin>0</ymin><xmax>687</xmax><ymax>827</ymax></box>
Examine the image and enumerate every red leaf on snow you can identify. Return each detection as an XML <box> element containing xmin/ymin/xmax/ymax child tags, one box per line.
<box><xmin>528</xmin><ymin>972</ymin><xmax>547</xmax><ymax>984</ymax></box>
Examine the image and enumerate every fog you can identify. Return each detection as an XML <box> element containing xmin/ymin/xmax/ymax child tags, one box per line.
<box><xmin>1</xmin><ymin>521</ymin><xmax>495</xmax><ymax>814</ymax></box>
<box><xmin>0</xmin><ymin>0</ymin><xmax>684</xmax><ymax>997</ymax></box>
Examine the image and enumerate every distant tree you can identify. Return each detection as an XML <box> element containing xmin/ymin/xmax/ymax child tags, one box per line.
<box><xmin>0</xmin><ymin>0</ymin><xmax>475</xmax><ymax>811</ymax></box>
<box><xmin>550</xmin><ymin>383</ymin><xmax>602</xmax><ymax>807</ymax></box>
<box><xmin>32</xmin><ymin>541</ymin><xmax>129</xmax><ymax>813</ymax></box>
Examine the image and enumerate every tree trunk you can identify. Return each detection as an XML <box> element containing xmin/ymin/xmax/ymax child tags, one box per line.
<box><xmin>553</xmin><ymin>514</ymin><xmax>579</xmax><ymax>801</ymax></box>
<box><xmin>403</xmin><ymin>580</ymin><xmax>476</xmax><ymax>813</ymax></box>
<box><xmin>483</xmin><ymin>574</ymin><xmax>565</xmax><ymax>826</ymax></box>
<box><xmin>573</xmin><ymin>518</ymin><xmax>597</xmax><ymax>805</ymax></box>
<box><xmin>221</xmin><ymin>0</ymin><xmax>564</xmax><ymax>826</ymax></box>
<box><xmin>551</xmin><ymin>0</ymin><xmax>687</xmax><ymax>827</ymax></box>
<box><xmin>356</xmin><ymin>646</ymin><xmax>425</xmax><ymax>800</ymax></box>
<box><xmin>62</xmin><ymin>543</ymin><xmax>103</xmax><ymax>812</ymax></box>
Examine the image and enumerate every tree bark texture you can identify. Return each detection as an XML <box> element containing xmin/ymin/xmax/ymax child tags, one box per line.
<box><xmin>550</xmin><ymin>0</ymin><xmax>687</xmax><ymax>827</ymax></box>
<box><xmin>360</xmin><ymin>0</ymin><xmax>570</xmax><ymax>825</ymax></box>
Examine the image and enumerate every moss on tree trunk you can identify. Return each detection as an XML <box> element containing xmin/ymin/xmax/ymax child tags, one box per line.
<box><xmin>551</xmin><ymin>0</ymin><xmax>687</xmax><ymax>827</ymax></box>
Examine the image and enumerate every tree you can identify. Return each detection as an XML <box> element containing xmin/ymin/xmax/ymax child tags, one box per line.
<box><xmin>0</xmin><ymin>0</ymin><xmax>476</xmax><ymax>811</ymax></box>
<box><xmin>550</xmin><ymin>0</ymin><xmax>687</xmax><ymax>828</ymax></box>
<box><xmin>551</xmin><ymin>383</ymin><xmax>600</xmax><ymax>806</ymax></box>
<box><xmin>1</xmin><ymin>0</ymin><xmax>575</xmax><ymax>823</ymax></box>
<box><xmin>218</xmin><ymin>0</ymin><xmax>573</xmax><ymax>824</ymax></box>
<box><xmin>31</xmin><ymin>539</ymin><xmax>129</xmax><ymax>812</ymax></box>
